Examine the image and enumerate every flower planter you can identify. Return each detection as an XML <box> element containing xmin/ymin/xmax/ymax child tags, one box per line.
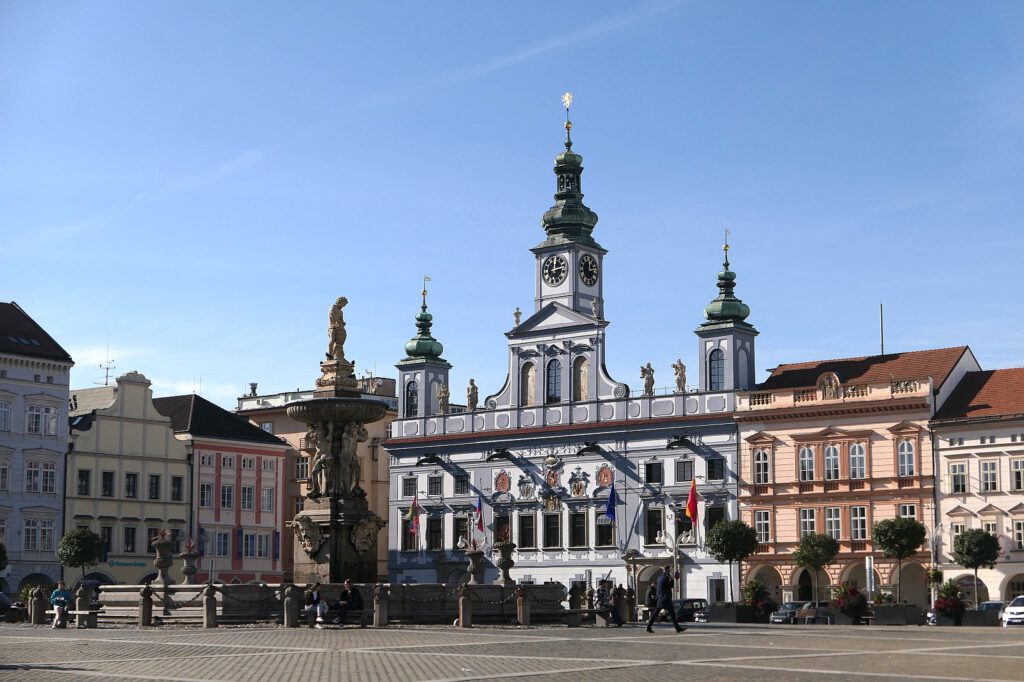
<box><xmin>872</xmin><ymin>605</ymin><xmax>923</xmax><ymax>625</ymax></box>
<box><xmin>708</xmin><ymin>604</ymin><xmax>754</xmax><ymax>623</ymax></box>
<box><xmin>934</xmin><ymin>613</ymin><xmax>959</xmax><ymax>626</ymax></box>
<box><xmin>833</xmin><ymin>611</ymin><xmax>856</xmax><ymax>625</ymax></box>
<box><xmin>961</xmin><ymin>609</ymin><xmax>999</xmax><ymax>627</ymax></box>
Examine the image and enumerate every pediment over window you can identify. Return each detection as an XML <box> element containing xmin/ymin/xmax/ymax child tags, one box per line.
<box><xmin>744</xmin><ymin>431</ymin><xmax>776</xmax><ymax>445</ymax></box>
<box><xmin>792</xmin><ymin>426</ymin><xmax>873</xmax><ymax>442</ymax></box>
<box><xmin>507</xmin><ymin>302</ymin><xmax>606</xmax><ymax>338</ymax></box>
<box><xmin>887</xmin><ymin>421</ymin><xmax>926</xmax><ymax>435</ymax></box>
<box><xmin>1006</xmin><ymin>502</ymin><xmax>1024</xmax><ymax>514</ymax></box>
<box><xmin>945</xmin><ymin>504</ymin><xmax>976</xmax><ymax>517</ymax></box>
<box><xmin>975</xmin><ymin>504</ymin><xmax>1002</xmax><ymax>516</ymax></box>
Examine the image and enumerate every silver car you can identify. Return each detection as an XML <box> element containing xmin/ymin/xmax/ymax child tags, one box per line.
<box><xmin>1000</xmin><ymin>596</ymin><xmax>1024</xmax><ymax>627</ymax></box>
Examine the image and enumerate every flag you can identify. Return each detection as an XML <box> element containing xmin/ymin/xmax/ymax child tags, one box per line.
<box><xmin>604</xmin><ymin>482</ymin><xmax>617</xmax><ymax>522</ymax></box>
<box><xmin>405</xmin><ymin>496</ymin><xmax>420</xmax><ymax>534</ymax></box>
<box><xmin>474</xmin><ymin>495</ymin><xmax>484</xmax><ymax>533</ymax></box>
<box><xmin>685</xmin><ymin>477</ymin><xmax>698</xmax><ymax>524</ymax></box>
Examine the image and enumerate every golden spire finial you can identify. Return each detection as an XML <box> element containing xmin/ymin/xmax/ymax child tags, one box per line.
<box><xmin>562</xmin><ymin>91</ymin><xmax>574</xmax><ymax>148</ymax></box>
<box><xmin>422</xmin><ymin>274</ymin><xmax>432</xmax><ymax>308</ymax></box>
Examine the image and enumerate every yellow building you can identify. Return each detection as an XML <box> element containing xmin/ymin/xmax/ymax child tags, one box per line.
<box><xmin>67</xmin><ymin>371</ymin><xmax>191</xmax><ymax>585</ymax></box>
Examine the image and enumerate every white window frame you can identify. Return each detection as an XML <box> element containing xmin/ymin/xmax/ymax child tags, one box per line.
<box><xmin>243</xmin><ymin>532</ymin><xmax>257</xmax><ymax>558</ymax></box>
<box><xmin>221</xmin><ymin>455</ymin><xmax>234</xmax><ymax>468</ymax></box>
<box><xmin>242</xmin><ymin>457</ymin><xmax>255</xmax><ymax>470</ymax></box>
<box><xmin>216</xmin><ymin>532</ymin><xmax>230</xmax><ymax>557</ymax></box>
<box><xmin>850</xmin><ymin>506</ymin><xmax>867</xmax><ymax>540</ymax></box>
<box><xmin>1012</xmin><ymin>459</ymin><xmax>1024</xmax><ymax>491</ymax></box>
<box><xmin>262</xmin><ymin>458</ymin><xmax>275</xmax><ymax>472</ymax></box>
<box><xmin>23</xmin><ymin>518</ymin><xmax>39</xmax><ymax>550</ymax></box>
<box><xmin>754</xmin><ymin>510</ymin><xmax>770</xmax><ymax>543</ymax></box>
<box><xmin>25</xmin><ymin>460</ymin><xmax>41</xmax><ymax>492</ymax></box>
<box><xmin>899</xmin><ymin>504</ymin><xmax>917</xmax><ymax>519</ymax></box>
<box><xmin>799</xmin><ymin>447</ymin><xmax>815</xmax><ymax>481</ymax></box>
<box><xmin>753</xmin><ymin>449</ymin><xmax>770</xmax><ymax>484</ymax></box>
<box><xmin>295</xmin><ymin>456</ymin><xmax>309</xmax><ymax>480</ymax></box>
<box><xmin>42</xmin><ymin>462</ymin><xmax>55</xmax><ymax>493</ymax></box>
<box><xmin>40</xmin><ymin>519</ymin><xmax>54</xmax><ymax>551</ymax></box>
<box><xmin>824</xmin><ymin>445</ymin><xmax>840</xmax><ymax>481</ymax></box>
<box><xmin>257</xmin><ymin>534</ymin><xmax>271</xmax><ymax>558</ymax></box>
<box><xmin>221</xmin><ymin>484</ymin><xmax>234</xmax><ymax>509</ymax></box>
<box><xmin>897</xmin><ymin>440</ymin><xmax>915</xmax><ymax>477</ymax></box>
<box><xmin>199</xmin><ymin>482</ymin><xmax>213</xmax><ymax>508</ymax></box>
<box><xmin>950</xmin><ymin>462</ymin><xmax>967</xmax><ymax>494</ymax></box>
<box><xmin>241</xmin><ymin>486</ymin><xmax>254</xmax><ymax>511</ymax></box>
<box><xmin>0</xmin><ymin>400</ymin><xmax>10</xmax><ymax>432</ymax></box>
<box><xmin>261</xmin><ymin>487</ymin><xmax>274</xmax><ymax>512</ymax></box>
<box><xmin>848</xmin><ymin>443</ymin><xmax>866</xmax><ymax>479</ymax></box>
<box><xmin>799</xmin><ymin>508</ymin><xmax>816</xmax><ymax>537</ymax></box>
<box><xmin>0</xmin><ymin>457</ymin><xmax>8</xmax><ymax>491</ymax></box>
<box><xmin>1014</xmin><ymin>520</ymin><xmax>1024</xmax><ymax>551</ymax></box>
<box><xmin>825</xmin><ymin>507</ymin><xmax>841</xmax><ymax>539</ymax></box>
<box><xmin>980</xmin><ymin>460</ymin><xmax>998</xmax><ymax>493</ymax></box>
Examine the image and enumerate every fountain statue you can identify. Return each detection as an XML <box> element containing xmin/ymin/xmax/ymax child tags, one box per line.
<box><xmin>287</xmin><ymin>297</ymin><xmax>389</xmax><ymax>583</ymax></box>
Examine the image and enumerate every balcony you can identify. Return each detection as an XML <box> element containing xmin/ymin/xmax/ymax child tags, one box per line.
<box><xmin>798</xmin><ymin>482</ymin><xmax>814</xmax><ymax>493</ymax></box>
<box><xmin>736</xmin><ymin>376</ymin><xmax>931</xmax><ymax>412</ymax></box>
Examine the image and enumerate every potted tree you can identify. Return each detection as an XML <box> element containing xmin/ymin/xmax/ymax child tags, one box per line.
<box><xmin>832</xmin><ymin>583</ymin><xmax>868</xmax><ymax>625</ymax></box>
<box><xmin>933</xmin><ymin>580</ymin><xmax>966</xmax><ymax>626</ymax></box>
<box><xmin>742</xmin><ymin>579</ymin><xmax>776</xmax><ymax>623</ymax></box>
<box><xmin>705</xmin><ymin>520</ymin><xmax>758</xmax><ymax>623</ymax></box>
<box><xmin>952</xmin><ymin>529</ymin><xmax>1000</xmax><ymax>626</ymax></box>
<box><xmin>793</xmin><ymin>533</ymin><xmax>839</xmax><ymax>606</ymax></box>
<box><xmin>872</xmin><ymin>517</ymin><xmax>926</xmax><ymax>605</ymax></box>
<box><xmin>56</xmin><ymin>528</ymin><xmax>104</xmax><ymax>590</ymax></box>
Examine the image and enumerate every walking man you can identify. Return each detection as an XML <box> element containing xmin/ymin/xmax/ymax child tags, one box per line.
<box><xmin>646</xmin><ymin>566</ymin><xmax>685</xmax><ymax>633</ymax></box>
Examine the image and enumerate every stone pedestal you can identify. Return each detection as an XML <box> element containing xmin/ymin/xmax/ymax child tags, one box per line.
<box><xmin>202</xmin><ymin>585</ymin><xmax>218</xmax><ymax>628</ymax></box>
<box><xmin>464</xmin><ymin>550</ymin><xmax>485</xmax><ymax>586</ymax></box>
<box><xmin>291</xmin><ymin>493</ymin><xmax>383</xmax><ymax>584</ymax></box>
<box><xmin>30</xmin><ymin>588</ymin><xmax>46</xmax><ymax>625</ymax></box>
<box><xmin>493</xmin><ymin>542</ymin><xmax>516</xmax><ymax>587</ymax></box>
<box><xmin>373</xmin><ymin>583</ymin><xmax>389</xmax><ymax>627</ymax></box>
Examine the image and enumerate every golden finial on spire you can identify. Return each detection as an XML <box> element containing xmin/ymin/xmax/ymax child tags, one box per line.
<box><xmin>561</xmin><ymin>91</ymin><xmax>574</xmax><ymax>147</ymax></box>
<box><xmin>422</xmin><ymin>275</ymin><xmax>432</xmax><ymax>307</ymax></box>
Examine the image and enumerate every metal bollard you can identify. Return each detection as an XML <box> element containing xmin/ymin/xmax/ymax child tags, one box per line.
<box><xmin>202</xmin><ymin>585</ymin><xmax>218</xmax><ymax>628</ymax></box>
<box><xmin>516</xmin><ymin>587</ymin><xmax>531</xmax><ymax>626</ymax></box>
<box><xmin>373</xmin><ymin>583</ymin><xmax>389</xmax><ymax>628</ymax></box>
<box><xmin>139</xmin><ymin>584</ymin><xmax>153</xmax><ymax>627</ymax></box>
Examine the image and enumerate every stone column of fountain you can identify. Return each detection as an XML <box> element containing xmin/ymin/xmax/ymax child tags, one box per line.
<box><xmin>287</xmin><ymin>297</ymin><xmax>388</xmax><ymax>584</ymax></box>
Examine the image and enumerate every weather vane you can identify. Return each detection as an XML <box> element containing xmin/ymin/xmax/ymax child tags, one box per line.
<box><xmin>724</xmin><ymin>227</ymin><xmax>731</xmax><ymax>252</ymax></box>
<box><xmin>422</xmin><ymin>275</ymin><xmax>431</xmax><ymax>307</ymax></box>
<box><xmin>562</xmin><ymin>91</ymin><xmax>574</xmax><ymax>148</ymax></box>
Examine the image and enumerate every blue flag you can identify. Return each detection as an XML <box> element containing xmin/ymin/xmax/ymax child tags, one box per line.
<box><xmin>604</xmin><ymin>482</ymin><xmax>617</xmax><ymax>521</ymax></box>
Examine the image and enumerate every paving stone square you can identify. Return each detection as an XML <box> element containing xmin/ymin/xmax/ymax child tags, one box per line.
<box><xmin>1</xmin><ymin>623</ymin><xmax>1021</xmax><ymax>681</ymax></box>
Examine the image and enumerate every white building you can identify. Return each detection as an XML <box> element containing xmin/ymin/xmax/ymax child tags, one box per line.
<box><xmin>0</xmin><ymin>302</ymin><xmax>74</xmax><ymax>596</ymax></box>
<box><xmin>932</xmin><ymin>367</ymin><xmax>1024</xmax><ymax>603</ymax></box>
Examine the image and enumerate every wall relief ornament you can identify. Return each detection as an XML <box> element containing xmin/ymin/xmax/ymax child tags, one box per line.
<box><xmin>350</xmin><ymin>516</ymin><xmax>386</xmax><ymax>555</ymax></box>
<box><xmin>568</xmin><ymin>466</ymin><xmax>590</xmax><ymax>497</ymax></box>
<box><xmin>292</xmin><ymin>514</ymin><xmax>325</xmax><ymax>558</ymax></box>
<box><xmin>545</xmin><ymin>468</ymin><xmax>560</xmax><ymax>488</ymax></box>
<box><xmin>595</xmin><ymin>464</ymin><xmax>613</xmax><ymax>488</ymax></box>
<box><xmin>494</xmin><ymin>470</ymin><xmax>511</xmax><ymax>493</ymax></box>
<box><xmin>517</xmin><ymin>475</ymin><xmax>535</xmax><ymax>499</ymax></box>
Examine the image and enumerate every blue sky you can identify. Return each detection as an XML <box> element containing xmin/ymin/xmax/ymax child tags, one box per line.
<box><xmin>2</xmin><ymin>1</ymin><xmax>1022</xmax><ymax>407</ymax></box>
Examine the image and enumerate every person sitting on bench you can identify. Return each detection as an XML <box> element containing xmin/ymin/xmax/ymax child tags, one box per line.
<box><xmin>50</xmin><ymin>581</ymin><xmax>72</xmax><ymax>629</ymax></box>
<box><xmin>595</xmin><ymin>579</ymin><xmax>623</xmax><ymax>626</ymax></box>
<box><xmin>331</xmin><ymin>579</ymin><xmax>363</xmax><ymax>626</ymax></box>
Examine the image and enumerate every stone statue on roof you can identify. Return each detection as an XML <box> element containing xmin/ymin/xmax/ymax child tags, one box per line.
<box><xmin>327</xmin><ymin>296</ymin><xmax>348</xmax><ymax>362</ymax></box>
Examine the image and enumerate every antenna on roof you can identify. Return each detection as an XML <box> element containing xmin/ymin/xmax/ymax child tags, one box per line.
<box><xmin>94</xmin><ymin>337</ymin><xmax>116</xmax><ymax>386</ymax></box>
<box><xmin>879</xmin><ymin>301</ymin><xmax>885</xmax><ymax>356</ymax></box>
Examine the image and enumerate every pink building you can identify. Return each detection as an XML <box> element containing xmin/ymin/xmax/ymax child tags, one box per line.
<box><xmin>153</xmin><ymin>394</ymin><xmax>292</xmax><ymax>583</ymax></box>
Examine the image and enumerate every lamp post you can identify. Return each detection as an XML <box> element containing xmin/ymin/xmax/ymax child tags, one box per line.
<box><xmin>657</xmin><ymin>529</ymin><xmax>688</xmax><ymax>599</ymax></box>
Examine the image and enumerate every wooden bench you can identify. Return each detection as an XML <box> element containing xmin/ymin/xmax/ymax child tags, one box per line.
<box><xmin>566</xmin><ymin>608</ymin><xmax>622</xmax><ymax>627</ymax></box>
<box><xmin>46</xmin><ymin>608</ymin><xmax>105</xmax><ymax>628</ymax></box>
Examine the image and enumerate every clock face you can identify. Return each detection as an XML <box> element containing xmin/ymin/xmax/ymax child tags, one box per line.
<box><xmin>579</xmin><ymin>254</ymin><xmax>599</xmax><ymax>286</ymax></box>
<box><xmin>542</xmin><ymin>254</ymin><xmax>568</xmax><ymax>286</ymax></box>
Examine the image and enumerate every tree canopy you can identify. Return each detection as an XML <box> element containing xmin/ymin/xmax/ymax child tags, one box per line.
<box><xmin>705</xmin><ymin>520</ymin><xmax>758</xmax><ymax>603</ymax></box>
<box><xmin>873</xmin><ymin>517</ymin><xmax>927</xmax><ymax>603</ymax></box>
<box><xmin>56</xmin><ymin>528</ymin><xmax>105</xmax><ymax>583</ymax></box>
<box><xmin>793</xmin><ymin>533</ymin><xmax>840</xmax><ymax>603</ymax></box>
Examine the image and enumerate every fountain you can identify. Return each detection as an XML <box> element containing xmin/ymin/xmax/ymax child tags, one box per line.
<box><xmin>287</xmin><ymin>296</ymin><xmax>388</xmax><ymax>584</ymax></box>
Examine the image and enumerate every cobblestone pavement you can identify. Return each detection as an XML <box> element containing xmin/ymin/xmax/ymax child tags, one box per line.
<box><xmin>1</xmin><ymin>622</ymin><xmax>1022</xmax><ymax>681</ymax></box>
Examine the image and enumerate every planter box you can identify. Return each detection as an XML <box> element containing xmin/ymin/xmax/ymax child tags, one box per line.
<box><xmin>961</xmin><ymin>609</ymin><xmax>999</xmax><ymax>627</ymax></box>
<box><xmin>708</xmin><ymin>604</ymin><xmax>754</xmax><ymax>623</ymax></box>
<box><xmin>873</xmin><ymin>605</ymin><xmax>923</xmax><ymax>626</ymax></box>
<box><xmin>934</xmin><ymin>613</ymin><xmax>959</xmax><ymax>626</ymax></box>
<box><xmin>833</xmin><ymin>611</ymin><xmax>856</xmax><ymax>625</ymax></box>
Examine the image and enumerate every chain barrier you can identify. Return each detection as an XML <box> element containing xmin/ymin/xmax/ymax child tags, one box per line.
<box><xmin>527</xmin><ymin>593</ymin><xmax>567</xmax><ymax>607</ymax></box>
<box><xmin>461</xmin><ymin>587</ymin><xmax>519</xmax><ymax>606</ymax></box>
<box><xmin>216</xmin><ymin>585</ymin><xmax>286</xmax><ymax>605</ymax></box>
<box><xmin>389</xmin><ymin>583</ymin><xmax>461</xmax><ymax>604</ymax></box>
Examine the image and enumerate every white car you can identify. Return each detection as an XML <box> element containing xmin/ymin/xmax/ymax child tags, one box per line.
<box><xmin>1001</xmin><ymin>596</ymin><xmax>1024</xmax><ymax>627</ymax></box>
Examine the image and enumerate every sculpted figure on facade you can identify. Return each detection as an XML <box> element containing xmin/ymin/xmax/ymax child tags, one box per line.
<box><xmin>672</xmin><ymin>359</ymin><xmax>687</xmax><ymax>393</ymax></box>
<box><xmin>327</xmin><ymin>296</ymin><xmax>348</xmax><ymax>362</ymax></box>
<box><xmin>293</xmin><ymin>514</ymin><xmax>325</xmax><ymax>557</ymax></box>
<box><xmin>513</xmin><ymin>307</ymin><xmax>522</xmax><ymax>326</ymax></box>
<box><xmin>641</xmin><ymin>363</ymin><xmax>655</xmax><ymax>396</ymax></box>
<box><xmin>437</xmin><ymin>382</ymin><xmax>450</xmax><ymax>414</ymax></box>
<box><xmin>350</xmin><ymin>516</ymin><xmax>386</xmax><ymax>555</ymax></box>
<box><xmin>820</xmin><ymin>373</ymin><xmax>840</xmax><ymax>400</ymax></box>
<box><xmin>467</xmin><ymin>379</ymin><xmax>478</xmax><ymax>411</ymax></box>
<box><xmin>307</xmin><ymin>421</ymin><xmax>334</xmax><ymax>498</ymax></box>
<box><xmin>339</xmin><ymin>420</ymin><xmax>368</xmax><ymax>494</ymax></box>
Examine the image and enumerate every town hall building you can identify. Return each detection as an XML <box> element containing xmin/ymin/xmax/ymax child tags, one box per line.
<box><xmin>384</xmin><ymin>111</ymin><xmax>758</xmax><ymax>600</ymax></box>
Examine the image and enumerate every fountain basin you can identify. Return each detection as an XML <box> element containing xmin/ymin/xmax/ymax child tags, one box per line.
<box><xmin>286</xmin><ymin>397</ymin><xmax>389</xmax><ymax>425</ymax></box>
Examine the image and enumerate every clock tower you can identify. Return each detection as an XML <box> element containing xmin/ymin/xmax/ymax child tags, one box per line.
<box><xmin>531</xmin><ymin>94</ymin><xmax>606</xmax><ymax>318</ymax></box>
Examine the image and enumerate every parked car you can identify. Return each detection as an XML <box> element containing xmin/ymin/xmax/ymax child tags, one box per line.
<box><xmin>770</xmin><ymin>601</ymin><xmax>809</xmax><ymax>624</ymax></box>
<box><xmin>672</xmin><ymin>598</ymin><xmax>709</xmax><ymax>622</ymax></box>
<box><xmin>978</xmin><ymin>600</ymin><xmax>1005</xmax><ymax>614</ymax></box>
<box><xmin>1000</xmin><ymin>596</ymin><xmax>1024</xmax><ymax>627</ymax></box>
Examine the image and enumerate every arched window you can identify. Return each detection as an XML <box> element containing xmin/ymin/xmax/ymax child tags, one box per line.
<box><xmin>753</xmin><ymin>449</ymin><xmax>770</xmax><ymax>484</ymax></box>
<box><xmin>572</xmin><ymin>357</ymin><xmax>589</xmax><ymax>402</ymax></box>
<box><xmin>798</xmin><ymin>447</ymin><xmax>815</xmax><ymax>481</ymax></box>
<box><xmin>25</xmin><ymin>460</ymin><xmax>41</xmax><ymax>492</ymax></box>
<box><xmin>405</xmin><ymin>381</ymin><xmax>419</xmax><ymax>418</ymax></box>
<box><xmin>848</xmin><ymin>443</ymin><xmax>866</xmax><ymax>479</ymax></box>
<box><xmin>824</xmin><ymin>445</ymin><xmax>840</xmax><ymax>480</ymax></box>
<box><xmin>520</xmin><ymin>362</ymin><xmax>535</xmax><ymax>406</ymax></box>
<box><xmin>42</xmin><ymin>462</ymin><xmax>56</xmax><ymax>493</ymax></box>
<box><xmin>708</xmin><ymin>349</ymin><xmax>726</xmax><ymax>391</ymax></box>
<box><xmin>0</xmin><ymin>457</ymin><xmax>8</xmax><ymax>491</ymax></box>
<box><xmin>898</xmin><ymin>440</ymin><xmax>915</xmax><ymax>477</ymax></box>
<box><xmin>546</xmin><ymin>360</ymin><xmax>562</xmax><ymax>404</ymax></box>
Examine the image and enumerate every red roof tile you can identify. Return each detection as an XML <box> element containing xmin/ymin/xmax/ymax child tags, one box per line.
<box><xmin>760</xmin><ymin>346</ymin><xmax>969</xmax><ymax>391</ymax></box>
<box><xmin>933</xmin><ymin>368</ymin><xmax>1024</xmax><ymax>422</ymax></box>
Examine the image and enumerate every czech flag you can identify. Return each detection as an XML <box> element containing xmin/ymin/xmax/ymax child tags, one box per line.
<box><xmin>405</xmin><ymin>496</ymin><xmax>420</xmax><ymax>534</ymax></box>
<box><xmin>685</xmin><ymin>477</ymin><xmax>698</xmax><ymax>524</ymax></box>
<box><xmin>474</xmin><ymin>495</ymin><xmax>484</xmax><ymax>532</ymax></box>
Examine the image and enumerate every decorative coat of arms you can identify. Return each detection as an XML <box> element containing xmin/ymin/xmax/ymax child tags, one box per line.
<box><xmin>545</xmin><ymin>468</ymin><xmax>560</xmax><ymax>488</ymax></box>
<box><xmin>596</xmin><ymin>464</ymin><xmax>613</xmax><ymax>488</ymax></box>
<box><xmin>518</xmin><ymin>475</ymin><xmax>535</xmax><ymax>500</ymax></box>
<box><xmin>350</xmin><ymin>515</ymin><xmax>386</xmax><ymax>555</ymax></box>
<box><xmin>494</xmin><ymin>470</ymin><xmax>511</xmax><ymax>493</ymax></box>
<box><xmin>568</xmin><ymin>466</ymin><xmax>590</xmax><ymax>497</ymax></box>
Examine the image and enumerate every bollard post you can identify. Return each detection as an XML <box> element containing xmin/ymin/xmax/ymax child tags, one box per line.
<box><xmin>75</xmin><ymin>585</ymin><xmax>91</xmax><ymax>629</ymax></box>
<box><xmin>202</xmin><ymin>584</ymin><xmax>218</xmax><ymax>628</ymax></box>
<box><xmin>613</xmin><ymin>585</ymin><xmax>627</xmax><ymax>625</ymax></box>
<box><xmin>458</xmin><ymin>587</ymin><xmax>473</xmax><ymax>628</ymax></box>
<box><xmin>30</xmin><ymin>587</ymin><xmax>46</xmax><ymax>625</ymax></box>
<box><xmin>625</xmin><ymin>586</ymin><xmax>637</xmax><ymax>623</ymax></box>
<box><xmin>282</xmin><ymin>583</ymin><xmax>301</xmax><ymax>628</ymax></box>
<box><xmin>567</xmin><ymin>584</ymin><xmax>582</xmax><ymax>627</ymax></box>
<box><xmin>373</xmin><ymin>583</ymin><xmax>389</xmax><ymax>628</ymax></box>
<box><xmin>516</xmin><ymin>586</ymin><xmax>530</xmax><ymax>626</ymax></box>
<box><xmin>139</xmin><ymin>584</ymin><xmax>153</xmax><ymax>627</ymax></box>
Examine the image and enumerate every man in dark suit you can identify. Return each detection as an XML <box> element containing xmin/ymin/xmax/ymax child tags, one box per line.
<box><xmin>646</xmin><ymin>566</ymin><xmax>685</xmax><ymax>633</ymax></box>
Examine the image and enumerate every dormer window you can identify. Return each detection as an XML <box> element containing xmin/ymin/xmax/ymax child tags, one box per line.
<box><xmin>708</xmin><ymin>349</ymin><xmax>725</xmax><ymax>391</ymax></box>
<box><xmin>546</xmin><ymin>359</ymin><xmax>562</xmax><ymax>404</ymax></box>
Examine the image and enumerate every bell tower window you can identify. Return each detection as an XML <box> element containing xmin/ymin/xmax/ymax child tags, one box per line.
<box><xmin>405</xmin><ymin>381</ymin><xmax>419</xmax><ymax>418</ymax></box>
<box><xmin>546</xmin><ymin>360</ymin><xmax>562</xmax><ymax>404</ymax></box>
<box><xmin>708</xmin><ymin>349</ymin><xmax>725</xmax><ymax>391</ymax></box>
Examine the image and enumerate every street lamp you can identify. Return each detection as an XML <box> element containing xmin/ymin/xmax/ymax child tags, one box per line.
<box><xmin>656</xmin><ymin>529</ymin><xmax>689</xmax><ymax>599</ymax></box>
